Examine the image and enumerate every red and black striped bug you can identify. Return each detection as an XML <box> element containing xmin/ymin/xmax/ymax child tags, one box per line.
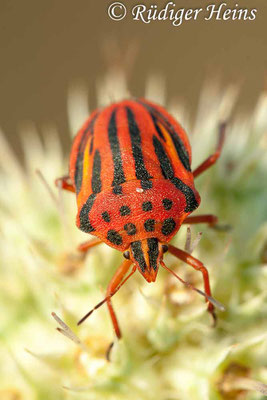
<box><xmin>56</xmin><ymin>99</ymin><xmax>225</xmax><ymax>340</ymax></box>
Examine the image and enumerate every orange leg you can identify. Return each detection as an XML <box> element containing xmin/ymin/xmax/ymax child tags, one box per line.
<box><xmin>55</xmin><ymin>175</ymin><xmax>75</xmax><ymax>192</ymax></box>
<box><xmin>168</xmin><ymin>244</ymin><xmax>216</xmax><ymax>324</ymax></box>
<box><xmin>193</xmin><ymin>123</ymin><xmax>226</xmax><ymax>178</ymax></box>
<box><xmin>183</xmin><ymin>214</ymin><xmax>218</xmax><ymax>227</ymax></box>
<box><xmin>106</xmin><ymin>259</ymin><xmax>133</xmax><ymax>339</ymax></box>
<box><xmin>78</xmin><ymin>238</ymin><xmax>103</xmax><ymax>253</ymax></box>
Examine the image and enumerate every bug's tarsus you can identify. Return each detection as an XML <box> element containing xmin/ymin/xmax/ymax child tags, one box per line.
<box><xmin>212</xmin><ymin>223</ymin><xmax>232</xmax><ymax>232</ymax></box>
<box><xmin>206</xmin><ymin>294</ymin><xmax>226</xmax><ymax>312</ymax></box>
<box><xmin>211</xmin><ymin>309</ymin><xmax>217</xmax><ymax>327</ymax></box>
<box><xmin>77</xmin><ymin>298</ymin><xmax>107</xmax><ymax>325</ymax></box>
<box><xmin>167</xmin><ymin>244</ymin><xmax>216</xmax><ymax>316</ymax></box>
<box><xmin>106</xmin><ymin>341</ymin><xmax>114</xmax><ymax>362</ymax></box>
<box><xmin>160</xmin><ymin>260</ymin><xmax>225</xmax><ymax>315</ymax></box>
<box><xmin>161</xmin><ymin>243</ymin><xmax>226</xmax><ymax>320</ymax></box>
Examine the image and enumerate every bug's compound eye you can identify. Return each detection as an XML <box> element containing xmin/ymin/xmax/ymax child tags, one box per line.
<box><xmin>162</xmin><ymin>244</ymin><xmax>169</xmax><ymax>253</ymax></box>
<box><xmin>123</xmin><ymin>250</ymin><xmax>130</xmax><ymax>259</ymax></box>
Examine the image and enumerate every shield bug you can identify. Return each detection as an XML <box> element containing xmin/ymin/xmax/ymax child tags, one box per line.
<box><xmin>56</xmin><ymin>99</ymin><xmax>225</xmax><ymax>339</ymax></box>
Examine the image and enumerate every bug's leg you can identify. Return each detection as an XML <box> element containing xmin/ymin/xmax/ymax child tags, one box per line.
<box><xmin>77</xmin><ymin>259</ymin><xmax>134</xmax><ymax>361</ymax></box>
<box><xmin>193</xmin><ymin>123</ymin><xmax>226</xmax><ymax>178</ymax></box>
<box><xmin>55</xmin><ymin>175</ymin><xmax>75</xmax><ymax>192</ymax></box>
<box><xmin>78</xmin><ymin>238</ymin><xmax>103</xmax><ymax>254</ymax></box>
<box><xmin>106</xmin><ymin>259</ymin><xmax>133</xmax><ymax>340</ymax></box>
<box><xmin>168</xmin><ymin>244</ymin><xmax>216</xmax><ymax>325</ymax></box>
<box><xmin>183</xmin><ymin>214</ymin><xmax>218</xmax><ymax>227</ymax></box>
<box><xmin>183</xmin><ymin>214</ymin><xmax>231</xmax><ymax>232</ymax></box>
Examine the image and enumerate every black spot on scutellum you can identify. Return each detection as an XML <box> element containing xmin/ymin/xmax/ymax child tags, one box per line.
<box><xmin>124</xmin><ymin>223</ymin><xmax>137</xmax><ymax>235</ymax></box>
<box><xmin>102</xmin><ymin>211</ymin><xmax>110</xmax><ymax>222</ymax></box>
<box><xmin>120</xmin><ymin>205</ymin><xmax>131</xmax><ymax>216</ymax></box>
<box><xmin>161</xmin><ymin>218</ymin><xmax>176</xmax><ymax>235</ymax></box>
<box><xmin>144</xmin><ymin>219</ymin><xmax>155</xmax><ymax>232</ymax></box>
<box><xmin>162</xmin><ymin>198</ymin><xmax>173</xmax><ymax>210</ymax></box>
<box><xmin>142</xmin><ymin>201</ymin><xmax>152</xmax><ymax>211</ymax></box>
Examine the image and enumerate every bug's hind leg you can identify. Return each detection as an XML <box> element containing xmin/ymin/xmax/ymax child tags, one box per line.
<box><xmin>193</xmin><ymin>123</ymin><xmax>226</xmax><ymax>178</ymax></box>
<box><xmin>55</xmin><ymin>175</ymin><xmax>75</xmax><ymax>192</ymax></box>
<box><xmin>168</xmin><ymin>244</ymin><xmax>216</xmax><ymax>325</ymax></box>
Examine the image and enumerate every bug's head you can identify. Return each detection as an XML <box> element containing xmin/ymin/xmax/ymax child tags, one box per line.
<box><xmin>123</xmin><ymin>238</ymin><xmax>168</xmax><ymax>283</ymax></box>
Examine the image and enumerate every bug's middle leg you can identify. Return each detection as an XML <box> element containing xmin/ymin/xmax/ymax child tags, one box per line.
<box><xmin>168</xmin><ymin>244</ymin><xmax>216</xmax><ymax>324</ymax></box>
<box><xmin>55</xmin><ymin>175</ymin><xmax>75</xmax><ymax>192</ymax></box>
<box><xmin>183</xmin><ymin>214</ymin><xmax>218</xmax><ymax>227</ymax></box>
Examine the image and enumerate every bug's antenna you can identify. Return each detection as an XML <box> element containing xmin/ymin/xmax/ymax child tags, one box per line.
<box><xmin>160</xmin><ymin>260</ymin><xmax>225</xmax><ymax>312</ymax></box>
<box><xmin>77</xmin><ymin>266</ymin><xmax>136</xmax><ymax>326</ymax></box>
<box><xmin>36</xmin><ymin>169</ymin><xmax>58</xmax><ymax>206</ymax></box>
<box><xmin>51</xmin><ymin>312</ymin><xmax>88</xmax><ymax>352</ymax></box>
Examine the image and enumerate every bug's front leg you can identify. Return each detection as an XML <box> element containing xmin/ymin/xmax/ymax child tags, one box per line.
<box><xmin>106</xmin><ymin>259</ymin><xmax>133</xmax><ymax>339</ymax></box>
<box><xmin>168</xmin><ymin>244</ymin><xmax>216</xmax><ymax>325</ymax></box>
<box><xmin>77</xmin><ymin>259</ymin><xmax>135</xmax><ymax>360</ymax></box>
<box><xmin>55</xmin><ymin>175</ymin><xmax>75</xmax><ymax>192</ymax></box>
<box><xmin>193</xmin><ymin>122</ymin><xmax>226</xmax><ymax>178</ymax></box>
<box><xmin>78</xmin><ymin>238</ymin><xmax>103</xmax><ymax>253</ymax></box>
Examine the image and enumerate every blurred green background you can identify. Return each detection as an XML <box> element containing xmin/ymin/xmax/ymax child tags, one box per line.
<box><xmin>0</xmin><ymin>0</ymin><xmax>266</xmax><ymax>156</ymax></box>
